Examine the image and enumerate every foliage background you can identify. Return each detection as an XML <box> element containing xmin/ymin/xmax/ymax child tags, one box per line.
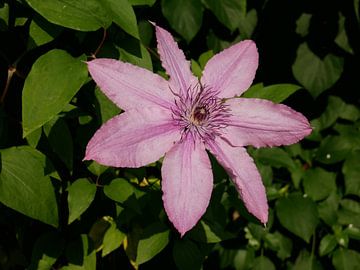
<box><xmin>0</xmin><ymin>0</ymin><xmax>359</xmax><ymax>269</ymax></box>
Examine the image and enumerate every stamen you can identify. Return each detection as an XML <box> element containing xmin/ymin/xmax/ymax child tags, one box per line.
<box><xmin>171</xmin><ymin>83</ymin><xmax>230</xmax><ymax>142</ymax></box>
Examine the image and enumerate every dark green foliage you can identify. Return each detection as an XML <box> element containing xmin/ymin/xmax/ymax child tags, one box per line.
<box><xmin>0</xmin><ymin>0</ymin><xmax>359</xmax><ymax>269</ymax></box>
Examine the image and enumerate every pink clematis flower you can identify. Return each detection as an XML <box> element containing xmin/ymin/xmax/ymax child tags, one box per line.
<box><xmin>85</xmin><ymin>25</ymin><xmax>312</xmax><ymax>236</ymax></box>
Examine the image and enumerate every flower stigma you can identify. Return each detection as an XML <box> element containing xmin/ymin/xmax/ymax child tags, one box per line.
<box><xmin>171</xmin><ymin>83</ymin><xmax>230</xmax><ymax>141</ymax></box>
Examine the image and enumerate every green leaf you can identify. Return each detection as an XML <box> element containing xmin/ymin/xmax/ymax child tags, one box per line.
<box><xmin>338</xmin><ymin>199</ymin><xmax>360</xmax><ymax>227</ymax></box>
<box><xmin>233</xmin><ymin>249</ymin><xmax>255</xmax><ymax>270</ymax></box>
<box><xmin>342</xmin><ymin>150</ymin><xmax>360</xmax><ymax>197</ymax></box>
<box><xmin>87</xmin><ymin>161</ymin><xmax>108</xmax><ymax>176</ymax></box>
<box><xmin>292</xmin><ymin>250</ymin><xmax>323</xmax><ymax>270</ymax></box>
<box><xmin>173</xmin><ymin>239</ymin><xmax>203</xmax><ymax>270</ymax></box>
<box><xmin>303</xmin><ymin>168</ymin><xmax>336</xmax><ymax>201</ymax></box>
<box><xmin>317</xmin><ymin>192</ymin><xmax>340</xmax><ymax>226</ymax></box>
<box><xmin>102</xmin><ymin>218</ymin><xmax>125</xmax><ymax>257</ymax></box>
<box><xmin>203</xmin><ymin>0</ymin><xmax>246</xmax><ymax>31</ymax></box>
<box><xmin>276</xmin><ymin>193</ymin><xmax>319</xmax><ymax>243</ymax></box>
<box><xmin>44</xmin><ymin>117</ymin><xmax>73</xmax><ymax>170</ymax></box>
<box><xmin>319</xmin><ymin>234</ymin><xmax>337</xmax><ymax>256</ymax></box>
<box><xmin>65</xmin><ymin>235</ymin><xmax>96</xmax><ymax>270</ymax></box>
<box><xmin>0</xmin><ymin>146</ymin><xmax>58</xmax><ymax>227</ymax></box>
<box><xmin>162</xmin><ymin>0</ymin><xmax>203</xmax><ymax>42</ymax></box>
<box><xmin>118</xmin><ymin>43</ymin><xmax>152</xmax><ymax>71</ymax></box>
<box><xmin>264</xmin><ymin>232</ymin><xmax>292</xmax><ymax>260</ymax></box>
<box><xmin>129</xmin><ymin>0</ymin><xmax>156</xmax><ymax>5</ymax></box>
<box><xmin>296</xmin><ymin>13</ymin><xmax>312</xmax><ymax>37</ymax></box>
<box><xmin>253</xmin><ymin>148</ymin><xmax>296</xmax><ymax>169</ymax></box>
<box><xmin>22</xmin><ymin>49</ymin><xmax>88</xmax><ymax>137</ymax></box>
<box><xmin>67</xmin><ymin>178</ymin><xmax>97</xmax><ymax>224</ymax></box>
<box><xmin>136</xmin><ymin>224</ymin><xmax>170</xmax><ymax>264</ymax></box>
<box><xmin>26</xmin><ymin>127</ymin><xmax>42</xmax><ymax>148</ymax></box>
<box><xmin>198</xmin><ymin>50</ymin><xmax>214</xmax><ymax>69</ymax></box>
<box><xmin>29</xmin><ymin>232</ymin><xmax>65</xmax><ymax>270</ymax></box>
<box><xmin>191</xmin><ymin>59</ymin><xmax>202</xmax><ymax>78</ymax></box>
<box><xmin>24</xmin><ymin>0</ymin><xmax>111</xmax><ymax>31</ymax></box>
<box><xmin>335</xmin><ymin>13</ymin><xmax>353</xmax><ymax>54</ymax></box>
<box><xmin>102</xmin><ymin>0</ymin><xmax>139</xmax><ymax>39</ymax></box>
<box><xmin>94</xmin><ymin>87</ymin><xmax>121</xmax><ymax>124</ymax></box>
<box><xmin>332</xmin><ymin>249</ymin><xmax>360</xmax><ymax>270</ymax></box>
<box><xmin>243</xmin><ymin>84</ymin><xmax>302</xmax><ymax>103</ymax></box>
<box><xmin>311</xmin><ymin>96</ymin><xmax>345</xmax><ymax>131</ymax></box>
<box><xmin>238</xmin><ymin>9</ymin><xmax>258</xmax><ymax>39</ymax></box>
<box><xmin>252</xmin><ymin>256</ymin><xmax>275</xmax><ymax>270</ymax></box>
<box><xmin>103</xmin><ymin>178</ymin><xmax>135</xmax><ymax>203</ymax></box>
<box><xmin>292</xmin><ymin>43</ymin><xmax>344</xmax><ymax>98</ymax></box>
<box><xmin>28</xmin><ymin>15</ymin><xmax>62</xmax><ymax>49</ymax></box>
<box><xmin>188</xmin><ymin>220</ymin><xmax>234</xmax><ymax>243</ymax></box>
<box><xmin>0</xmin><ymin>3</ymin><xmax>9</xmax><ymax>30</ymax></box>
<box><xmin>316</xmin><ymin>135</ymin><xmax>359</xmax><ymax>164</ymax></box>
<box><xmin>344</xmin><ymin>225</ymin><xmax>360</xmax><ymax>240</ymax></box>
<box><xmin>88</xmin><ymin>217</ymin><xmax>111</xmax><ymax>250</ymax></box>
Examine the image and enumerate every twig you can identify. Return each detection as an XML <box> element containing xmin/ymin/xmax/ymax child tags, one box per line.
<box><xmin>91</xmin><ymin>28</ymin><xmax>107</xmax><ymax>59</ymax></box>
<box><xmin>0</xmin><ymin>66</ymin><xmax>16</xmax><ymax>104</ymax></box>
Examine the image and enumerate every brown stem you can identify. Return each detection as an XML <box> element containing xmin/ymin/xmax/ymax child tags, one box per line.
<box><xmin>0</xmin><ymin>66</ymin><xmax>16</xmax><ymax>104</ymax></box>
<box><xmin>91</xmin><ymin>28</ymin><xmax>107</xmax><ymax>59</ymax></box>
<box><xmin>145</xmin><ymin>45</ymin><xmax>160</xmax><ymax>60</ymax></box>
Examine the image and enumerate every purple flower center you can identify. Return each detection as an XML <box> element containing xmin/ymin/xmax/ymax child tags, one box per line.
<box><xmin>171</xmin><ymin>84</ymin><xmax>230</xmax><ymax>141</ymax></box>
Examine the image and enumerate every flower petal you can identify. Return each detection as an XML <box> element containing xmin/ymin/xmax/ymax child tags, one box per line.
<box><xmin>206</xmin><ymin>138</ymin><xmax>268</xmax><ymax>224</ymax></box>
<box><xmin>87</xmin><ymin>58</ymin><xmax>174</xmax><ymax>111</ymax></box>
<box><xmin>162</xmin><ymin>135</ymin><xmax>213</xmax><ymax>236</ymax></box>
<box><xmin>155</xmin><ymin>25</ymin><xmax>197</xmax><ymax>95</ymax></box>
<box><xmin>84</xmin><ymin>107</ymin><xmax>181</xmax><ymax>168</ymax></box>
<box><xmin>201</xmin><ymin>40</ymin><xmax>258</xmax><ymax>98</ymax></box>
<box><xmin>222</xmin><ymin>98</ymin><xmax>312</xmax><ymax>148</ymax></box>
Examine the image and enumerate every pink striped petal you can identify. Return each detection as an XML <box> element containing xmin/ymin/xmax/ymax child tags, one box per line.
<box><xmin>155</xmin><ymin>25</ymin><xmax>198</xmax><ymax>95</ymax></box>
<box><xmin>162</xmin><ymin>136</ymin><xmax>213</xmax><ymax>236</ymax></box>
<box><xmin>201</xmin><ymin>40</ymin><xmax>258</xmax><ymax>99</ymax></box>
<box><xmin>222</xmin><ymin>98</ymin><xmax>312</xmax><ymax>148</ymax></box>
<box><xmin>206</xmin><ymin>138</ymin><xmax>268</xmax><ymax>224</ymax></box>
<box><xmin>87</xmin><ymin>59</ymin><xmax>174</xmax><ymax>111</ymax></box>
<box><xmin>84</xmin><ymin>107</ymin><xmax>181</xmax><ymax>168</ymax></box>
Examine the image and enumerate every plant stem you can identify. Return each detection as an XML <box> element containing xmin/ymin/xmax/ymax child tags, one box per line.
<box><xmin>0</xmin><ymin>66</ymin><xmax>16</xmax><ymax>104</ymax></box>
<box><xmin>91</xmin><ymin>28</ymin><xmax>107</xmax><ymax>59</ymax></box>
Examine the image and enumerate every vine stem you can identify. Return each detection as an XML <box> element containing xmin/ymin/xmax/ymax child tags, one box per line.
<box><xmin>91</xmin><ymin>28</ymin><xmax>107</xmax><ymax>59</ymax></box>
<box><xmin>0</xmin><ymin>66</ymin><xmax>16</xmax><ymax>104</ymax></box>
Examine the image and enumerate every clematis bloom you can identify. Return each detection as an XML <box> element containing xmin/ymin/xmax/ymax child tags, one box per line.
<box><xmin>85</xmin><ymin>25</ymin><xmax>312</xmax><ymax>236</ymax></box>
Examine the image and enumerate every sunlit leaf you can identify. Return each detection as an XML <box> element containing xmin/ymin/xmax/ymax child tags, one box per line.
<box><xmin>22</xmin><ymin>49</ymin><xmax>88</xmax><ymax>137</ymax></box>
<box><xmin>243</xmin><ymin>84</ymin><xmax>302</xmax><ymax>103</ymax></box>
<box><xmin>67</xmin><ymin>179</ymin><xmax>97</xmax><ymax>224</ymax></box>
<box><xmin>0</xmin><ymin>146</ymin><xmax>58</xmax><ymax>227</ymax></box>
<box><xmin>24</xmin><ymin>0</ymin><xmax>111</xmax><ymax>31</ymax></box>
<box><xmin>102</xmin><ymin>0</ymin><xmax>139</xmax><ymax>39</ymax></box>
<box><xmin>136</xmin><ymin>223</ymin><xmax>170</xmax><ymax>264</ymax></box>
<box><xmin>102</xmin><ymin>218</ymin><xmax>125</xmax><ymax>257</ymax></box>
<box><xmin>104</xmin><ymin>178</ymin><xmax>135</xmax><ymax>203</ymax></box>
